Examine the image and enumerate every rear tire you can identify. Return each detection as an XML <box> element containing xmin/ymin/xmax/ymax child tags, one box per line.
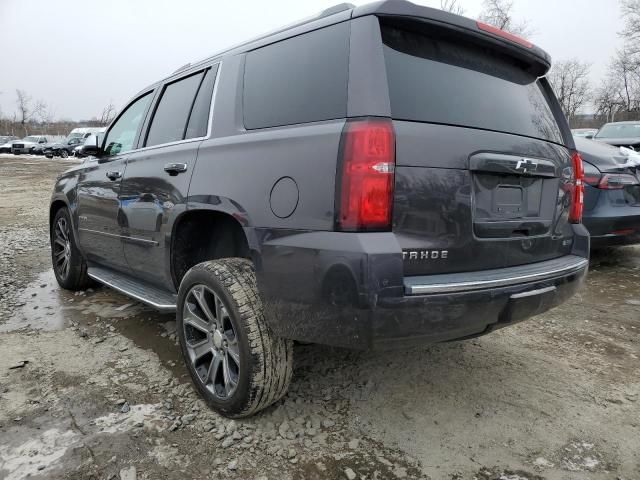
<box><xmin>177</xmin><ymin>258</ymin><xmax>293</xmax><ymax>418</ymax></box>
<box><xmin>51</xmin><ymin>207</ymin><xmax>92</xmax><ymax>290</ymax></box>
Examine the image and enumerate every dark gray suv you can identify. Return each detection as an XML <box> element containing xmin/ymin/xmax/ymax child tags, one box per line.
<box><xmin>49</xmin><ymin>1</ymin><xmax>590</xmax><ymax>417</ymax></box>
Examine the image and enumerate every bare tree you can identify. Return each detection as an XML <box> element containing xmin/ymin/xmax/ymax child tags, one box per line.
<box><xmin>15</xmin><ymin>89</ymin><xmax>46</xmax><ymax>135</ymax></box>
<box><xmin>594</xmin><ymin>79</ymin><xmax>625</xmax><ymax>123</ymax></box>
<box><xmin>440</xmin><ymin>0</ymin><xmax>465</xmax><ymax>15</ymax></box>
<box><xmin>478</xmin><ymin>0</ymin><xmax>533</xmax><ymax>37</ymax></box>
<box><xmin>99</xmin><ymin>102</ymin><xmax>116</xmax><ymax>126</ymax></box>
<box><xmin>621</xmin><ymin>0</ymin><xmax>640</xmax><ymax>51</ymax></box>
<box><xmin>547</xmin><ymin>59</ymin><xmax>592</xmax><ymax>120</ymax></box>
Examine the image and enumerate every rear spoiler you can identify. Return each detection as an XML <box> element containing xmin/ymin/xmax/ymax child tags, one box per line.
<box><xmin>352</xmin><ymin>0</ymin><xmax>551</xmax><ymax>77</ymax></box>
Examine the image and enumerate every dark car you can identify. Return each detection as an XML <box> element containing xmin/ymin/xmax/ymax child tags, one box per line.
<box><xmin>577</xmin><ymin>137</ymin><xmax>640</xmax><ymax>246</ymax></box>
<box><xmin>593</xmin><ymin>121</ymin><xmax>640</xmax><ymax>149</ymax></box>
<box><xmin>44</xmin><ymin>136</ymin><xmax>86</xmax><ymax>158</ymax></box>
<box><xmin>49</xmin><ymin>1</ymin><xmax>589</xmax><ymax>418</ymax></box>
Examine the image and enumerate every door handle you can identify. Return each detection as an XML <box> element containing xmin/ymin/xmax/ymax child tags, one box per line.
<box><xmin>106</xmin><ymin>171</ymin><xmax>122</xmax><ymax>181</ymax></box>
<box><xmin>164</xmin><ymin>163</ymin><xmax>188</xmax><ymax>176</ymax></box>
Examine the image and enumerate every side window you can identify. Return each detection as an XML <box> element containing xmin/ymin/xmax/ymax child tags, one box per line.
<box><xmin>145</xmin><ymin>71</ymin><xmax>204</xmax><ymax>147</ymax></box>
<box><xmin>185</xmin><ymin>65</ymin><xmax>218</xmax><ymax>139</ymax></box>
<box><xmin>103</xmin><ymin>93</ymin><xmax>153</xmax><ymax>157</ymax></box>
<box><xmin>243</xmin><ymin>22</ymin><xmax>350</xmax><ymax>129</ymax></box>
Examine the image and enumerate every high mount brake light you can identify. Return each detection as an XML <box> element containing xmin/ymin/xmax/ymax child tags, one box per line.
<box><xmin>569</xmin><ymin>152</ymin><xmax>584</xmax><ymax>224</ymax></box>
<box><xmin>476</xmin><ymin>21</ymin><xmax>533</xmax><ymax>49</ymax></box>
<box><xmin>336</xmin><ymin>118</ymin><xmax>396</xmax><ymax>231</ymax></box>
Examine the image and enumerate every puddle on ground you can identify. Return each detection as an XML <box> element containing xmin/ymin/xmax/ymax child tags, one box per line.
<box><xmin>1</xmin><ymin>270</ymin><xmax>146</xmax><ymax>332</ymax></box>
<box><xmin>1</xmin><ymin>269</ymin><xmax>185</xmax><ymax>376</ymax></box>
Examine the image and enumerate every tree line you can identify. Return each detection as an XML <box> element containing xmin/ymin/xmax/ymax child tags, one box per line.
<box><xmin>0</xmin><ymin>89</ymin><xmax>116</xmax><ymax>137</ymax></box>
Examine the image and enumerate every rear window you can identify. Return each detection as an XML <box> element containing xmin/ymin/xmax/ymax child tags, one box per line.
<box><xmin>243</xmin><ymin>22</ymin><xmax>350</xmax><ymax>129</ymax></box>
<box><xmin>380</xmin><ymin>21</ymin><xmax>563</xmax><ymax>144</ymax></box>
<box><xmin>596</xmin><ymin>123</ymin><xmax>640</xmax><ymax>139</ymax></box>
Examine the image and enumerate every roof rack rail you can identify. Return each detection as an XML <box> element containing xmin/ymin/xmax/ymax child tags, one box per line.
<box><xmin>172</xmin><ymin>63</ymin><xmax>191</xmax><ymax>74</ymax></box>
<box><xmin>319</xmin><ymin>3</ymin><xmax>355</xmax><ymax>18</ymax></box>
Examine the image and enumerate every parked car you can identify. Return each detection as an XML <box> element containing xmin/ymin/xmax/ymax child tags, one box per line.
<box><xmin>572</xmin><ymin>128</ymin><xmax>598</xmax><ymax>139</ymax></box>
<box><xmin>577</xmin><ymin>137</ymin><xmax>640</xmax><ymax>246</ymax></box>
<box><xmin>0</xmin><ymin>136</ymin><xmax>19</xmax><ymax>153</ymax></box>
<box><xmin>44</xmin><ymin>136</ymin><xmax>87</xmax><ymax>158</ymax></box>
<box><xmin>50</xmin><ymin>1</ymin><xmax>589</xmax><ymax>418</ymax></box>
<box><xmin>12</xmin><ymin>135</ymin><xmax>48</xmax><ymax>154</ymax></box>
<box><xmin>593</xmin><ymin>121</ymin><xmax>640</xmax><ymax>149</ymax></box>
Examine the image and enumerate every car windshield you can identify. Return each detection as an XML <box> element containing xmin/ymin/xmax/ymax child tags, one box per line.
<box><xmin>596</xmin><ymin>123</ymin><xmax>640</xmax><ymax>139</ymax></box>
<box><xmin>23</xmin><ymin>136</ymin><xmax>40</xmax><ymax>142</ymax></box>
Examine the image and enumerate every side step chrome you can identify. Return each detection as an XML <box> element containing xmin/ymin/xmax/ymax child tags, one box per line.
<box><xmin>87</xmin><ymin>266</ymin><xmax>177</xmax><ymax>312</ymax></box>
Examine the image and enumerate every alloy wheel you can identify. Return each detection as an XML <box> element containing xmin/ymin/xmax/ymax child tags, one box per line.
<box><xmin>53</xmin><ymin>217</ymin><xmax>71</xmax><ymax>280</ymax></box>
<box><xmin>182</xmin><ymin>284</ymin><xmax>241</xmax><ymax>399</ymax></box>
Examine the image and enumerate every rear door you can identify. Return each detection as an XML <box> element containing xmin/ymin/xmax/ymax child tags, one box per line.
<box><xmin>119</xmin><ymin>65</ymin><xmax>218</xmax><ymax>290</ymax></box>
<box><xmin>378</xmin><ymin>17</ymin><xmax>575</xmax><ymax>276</ymax></box>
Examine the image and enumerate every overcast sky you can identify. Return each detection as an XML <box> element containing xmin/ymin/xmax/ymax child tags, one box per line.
<box><xmin>0</xmin><ymin>0</ymin><xmax>624</xmax><ymax>121</ymax></box>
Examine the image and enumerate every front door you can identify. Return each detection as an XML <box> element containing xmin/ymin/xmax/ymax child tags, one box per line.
<box><xmin>76</xmin><ymin>91</ymin><xmax>154</xmax><ymax>272</ymax></box>
<box><xmin>119</xmin><ymin>66</ymin><xmax>217</xmax><ymax>290</ymax></box>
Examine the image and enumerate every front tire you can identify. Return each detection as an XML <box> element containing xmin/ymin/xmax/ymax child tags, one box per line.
<box><xmin>60</xmin><ymin>150</ymin><xmax>69</xmax><ymax>158</ymax></box>
<box><xmin>177</xmin><ymin>258</ymin><xmax>293</xmax><ymax>418</ymax></box>
<box><xmin>51</xmin><ymin>207</ymin><xmax>92</xmax><ymax>290</ymax></box>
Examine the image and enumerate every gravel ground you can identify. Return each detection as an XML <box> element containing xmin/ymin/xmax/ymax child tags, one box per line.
<box><xmin>0</xmin><ymin>154</ymin><xmax>639</xmax><ymax>480</ymax></box>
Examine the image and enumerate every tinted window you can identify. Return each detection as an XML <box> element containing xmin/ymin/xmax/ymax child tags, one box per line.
<box><xmin>243</xmin><ymin>22</ymin><xmax>349</xmax><ymax>129</ymax></box>
<box><xmin>381</xmin><ymin>22</ymin><xmax>563</xmax><ymax>144</ymax></box>
<box><xmin>103</xmin><ymin>93</ymin><xmax>153</xmax><ymax>156</ymax></box>
<box><xmin>185</xmin><ymin>66</ymin><xmax>218</xmax><ymax>139</ymax></box>
<box><xmin>146</xmin><ymin>72</ymin><xmax>203</xmax><ymax>147</ymax></box>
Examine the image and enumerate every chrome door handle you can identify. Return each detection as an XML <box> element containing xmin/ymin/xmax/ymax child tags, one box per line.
<box><xmin>106</xmin><ymin>171</ymin><xmax>122</xmax><ymax>180</ymax></box>
<box><xmin>164</xmin><ymin>163</ymin><xmax>188</xmax><ymax>176</ymax></box>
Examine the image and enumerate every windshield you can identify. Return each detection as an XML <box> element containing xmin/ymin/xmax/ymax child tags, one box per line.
<box><xmin>68</xmin><ymin>132</ymin><xmax>85</xmax><ymax>139</ymax></box>
<box><xmin>23</xmin><ymin>136</ymin><xmax>40</xmax><ymax>142</ymax></box>
<box><xmin>596</xmin><ymin>123</ymin><xmax>640</xmax><ymax>139</ymax></box>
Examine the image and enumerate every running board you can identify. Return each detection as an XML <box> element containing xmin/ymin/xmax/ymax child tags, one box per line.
<box><xmin>87</xmin><ymin>266</ymin><xmax>177</xmax><ymax>312</ymax></box>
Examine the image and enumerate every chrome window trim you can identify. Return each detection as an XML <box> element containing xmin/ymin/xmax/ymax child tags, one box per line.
<box><xmin>404</xmin><ymin>257</ymin><xmax>588</xmax><ymax>295</ymax></box>
<box><xmin>120</xmin><ymin>61</ymin><xmax>222</xmax><ymax>156</ymax></box>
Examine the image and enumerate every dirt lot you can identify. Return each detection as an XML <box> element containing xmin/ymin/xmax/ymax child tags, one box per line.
<box><xmin>0</xmin><ymin>154</ymin><xmax>638</xmax><ymax>480</ymax></box>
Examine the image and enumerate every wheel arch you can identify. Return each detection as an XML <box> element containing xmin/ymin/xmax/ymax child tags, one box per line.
<box><xmin>170</xmin><ymin>208</ymin><xmax>257</xmax><ymax>289</ymax></box>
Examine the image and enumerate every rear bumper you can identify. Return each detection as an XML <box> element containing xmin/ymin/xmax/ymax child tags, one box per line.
<box><xmin>254</xmin><ymin>224</ymin><xmax>589</xmax><ymax>349</ymax></box>
<box><xmin>583</xmin><ymin>190</ymin><xmax>640</xmax><ymax>247</ymax></box>
<box><xmin>374</xmin><ymin>257</ymin><xmax>587</xmax><ymax>349</ymax></box>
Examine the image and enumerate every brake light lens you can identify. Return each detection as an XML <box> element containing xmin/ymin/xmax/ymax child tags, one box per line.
<box><xmin>569</xmin><ymin>151</ymin><xmax>584</xmax><ymax>224</ymax></box>
<box><xmin>337</xmin><ymin>118</ymin><xmax>395</xmax><ymax>231</ymax></box>
<box><xmin>476</xmin><ymin>21</ymin><xmax>533</xmax><ymax>49</ymax></box>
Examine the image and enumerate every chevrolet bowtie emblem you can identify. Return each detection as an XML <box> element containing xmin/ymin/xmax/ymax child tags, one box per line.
<box><xmin>515</xmin><ymin>158</ymin><xmax>538</xmax><ymax>174</ymax></box>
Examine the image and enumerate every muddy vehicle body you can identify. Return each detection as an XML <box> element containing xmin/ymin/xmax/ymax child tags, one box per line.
<box><xmin>49</xmin><ymin>1</ymin><xmax>589</xmax><ymax>417</ymax></box>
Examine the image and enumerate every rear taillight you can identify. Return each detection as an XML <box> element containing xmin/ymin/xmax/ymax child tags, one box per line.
<box><xmin>476</xmin><ymin>21</ymin><xmax>533</xmax><ymax>49</ymax></box>
<box><xmin>569</xmin><ymin>151</ymin><xmax>584</xmax><ymax>224</ymax></box>
<box><xmin>598</xmin><ymin>173</ymin><xmax>640</xmax><ymax>190</ymax></box>
<box><xmin>336</xmin><ymin>118</ymin><xmax>395</xmax><ymax>231</ymax></box>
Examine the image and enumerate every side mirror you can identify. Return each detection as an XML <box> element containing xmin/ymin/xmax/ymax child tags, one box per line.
<box><xmin>81</xmin><ymin>135</ymin><xmax>101</xmax><ymax>157</ymax></box>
